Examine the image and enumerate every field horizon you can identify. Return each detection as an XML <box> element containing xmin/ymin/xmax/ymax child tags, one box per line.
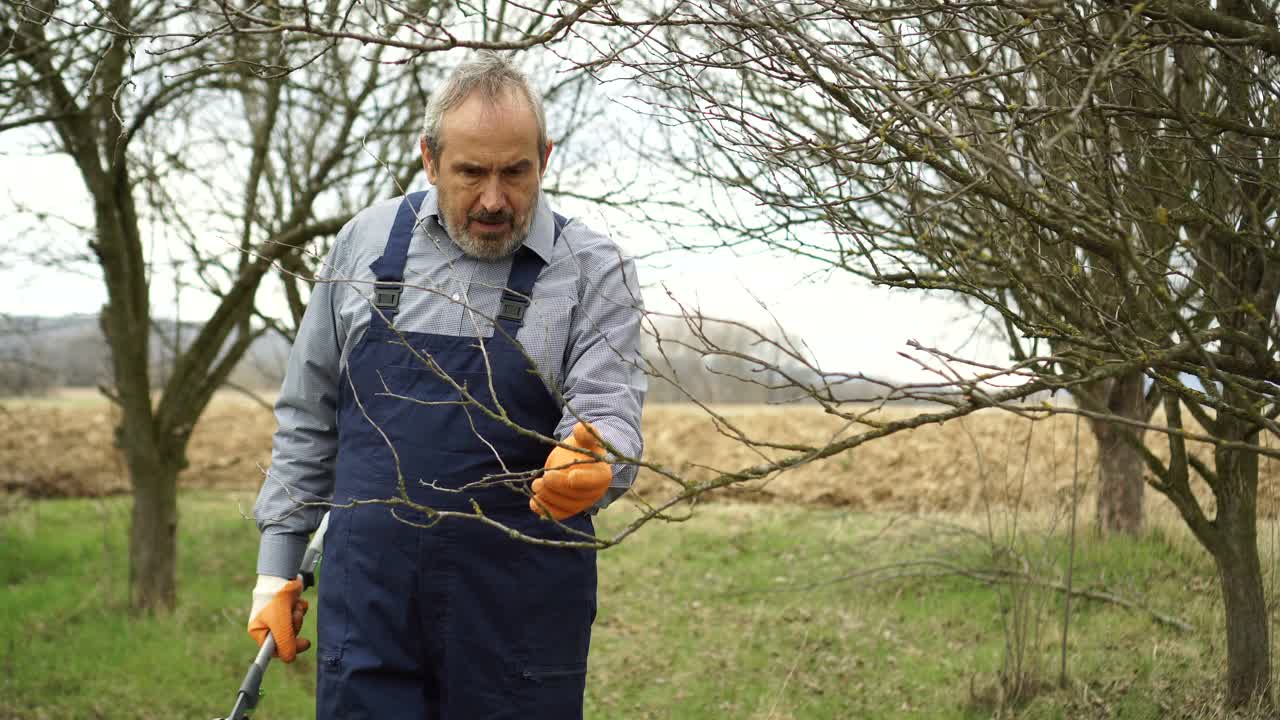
<box><xmin>3</xmin><ymin>389</ymin><xmax>1277</xmax><ymax>522</ymax></box>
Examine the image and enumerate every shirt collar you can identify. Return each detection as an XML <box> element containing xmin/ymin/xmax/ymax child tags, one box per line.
<box><xmin>415</xmin><ymin>187</ymin><xmax>556</xmax><ymax>264</ymax></box>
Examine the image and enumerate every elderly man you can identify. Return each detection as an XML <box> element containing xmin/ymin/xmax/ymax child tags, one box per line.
<box><xmin>247</xmin><ymin>52</ymin><xmax>645</xmax><ymax>719</ymax></box>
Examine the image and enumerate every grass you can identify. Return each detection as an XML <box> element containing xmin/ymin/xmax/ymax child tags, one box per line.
<box><xmin>0</xmin><ymin>491</ymin><xmax>1251</xmax><ymax>719</ymax></box>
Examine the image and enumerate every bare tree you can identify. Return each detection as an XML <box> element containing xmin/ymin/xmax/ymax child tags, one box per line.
<box><xmin>0</xmin><ymin>0</ymin><xmax>670</xmax><ymax>611</ymax></box>
<box><xmin>0</xmin><ymin>0</ymin><xmax>598</xmax><ymax>611</ymax></box>
<box><xmin>575</xmin><ymin>0</ymin><xmax>1280</xmax><ymax>708</ymax></box>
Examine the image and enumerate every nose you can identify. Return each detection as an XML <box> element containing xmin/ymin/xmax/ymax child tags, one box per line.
<box><xmin>478</xmin><ymin>176</ymin><xmax>505</xmax><ymax>213</ymax></box>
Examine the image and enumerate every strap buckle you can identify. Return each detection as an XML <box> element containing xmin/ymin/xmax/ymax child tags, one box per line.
<box><xmin>497</xmin><ymin>293</ymin><xmax>529</xmax><ymax>323</ymax></box>
<box><xmin>373</xmin><ymin>284</ymin><xmax>402</xmax><ymax>309</ymax></box>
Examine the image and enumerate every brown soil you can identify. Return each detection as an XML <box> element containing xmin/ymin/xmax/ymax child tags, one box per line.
<box><xmin>3</xmin><ymin>392</ymin><xmax>1277</xmax><ymax>516</ymax></box>
<box><xmin>632</xmin><ymin>403</ymin><xmax>1280</xmax><ymax>517</ymax></box>
<box><xmin>0</xmin><ymin>391</ymin><xmax>276</xmax><ymax>498</ymax></box>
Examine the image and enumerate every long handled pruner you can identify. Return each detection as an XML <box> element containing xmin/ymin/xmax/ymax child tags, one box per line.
<box><xmin>215</xmin><ymin>512</ymin><xmax>330</xmax><ymax>720</ymax></box>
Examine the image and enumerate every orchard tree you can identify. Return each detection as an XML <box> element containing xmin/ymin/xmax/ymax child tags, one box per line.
<box><xmin>587</xmin><ymin>0</ymin><xmax>1280</xmax><ymax>707</ymax></box>
<box><xmin>0</xmin><ymin>0</ymin><xmax>594</xmax><ymax>611</ymax></box>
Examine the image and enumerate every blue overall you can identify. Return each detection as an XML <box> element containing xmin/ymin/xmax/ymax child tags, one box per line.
<box><xmin>317</xmin><ymin>192</ymin><xmax>596</xmax><ymax>719</ymax></box>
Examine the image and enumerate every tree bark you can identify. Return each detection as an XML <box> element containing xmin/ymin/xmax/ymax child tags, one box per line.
<box><xmin>1214</xmin><ymin>528</ymin><xmax>1271</xmax><ymax>709</ymax></box>
<box><xmin>1094</xmin><ymin>423</ymin><xmax>1146</xmax><ymax>535</ymax></box>
<box><xmin>1083</xmin><ymin>370</ymin><xmax>1149</xmax><ymax>535</ymax></box>
<box><xmin>127</xmin><ymin>449</ymin><xmax>181</xmax><ymax>612</ymax></box>
<box><xmin>1212</xmin><ymin>408</ymin><xmax>1271</xmax><ymax>709</ymax></box>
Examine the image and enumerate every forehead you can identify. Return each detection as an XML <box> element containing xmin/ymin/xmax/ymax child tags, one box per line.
<box><xmin>437</xmin><ymin>89</ymin><xmax>540</xmax><ymax>163</ymax></box>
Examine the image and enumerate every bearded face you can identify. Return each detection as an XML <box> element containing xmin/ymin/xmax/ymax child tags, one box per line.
<box><xmin>434</xmin><ymin>185</ymin><xmax>532</xmax><ymax>260</ymax></box>
<box><xmin>423</xmin><ymin>90</ymin><xmax>549</xmax><ymax>261</ymax></box>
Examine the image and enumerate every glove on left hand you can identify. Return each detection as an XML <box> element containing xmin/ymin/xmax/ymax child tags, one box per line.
<box><xmin>530</xmin><ymin>421</ymin><xmax>612</xmax><ymax>520</ymax></box>
<box><xmin>247</xmin><ymin>576</ymin><xmax>310</xmax><ymax>662</ymax></box>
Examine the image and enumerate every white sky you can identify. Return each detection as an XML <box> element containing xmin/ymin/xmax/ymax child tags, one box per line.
<box><xmin>0</xmin><ymin>72</ymin><xmax>1008</xmax><ymax>385</ymax></box>
<box><xmin>0</xmin><ymin>149</ymin><xmax>1005</xmax><ymax>383</ymax></box>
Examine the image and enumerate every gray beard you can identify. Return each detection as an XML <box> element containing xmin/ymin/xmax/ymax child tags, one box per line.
<box><xmin>441</xmin><ymin>215</ymin><xmax>528</xmax><ymax>260</ymax></box>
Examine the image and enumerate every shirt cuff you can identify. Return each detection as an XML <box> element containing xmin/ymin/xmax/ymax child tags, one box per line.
<box><xmin>569</xmin><ymin>422</ymin><xmax>633</xmax><ymax>512</ymax></box>
<box><xmin>257</xmin><ymin>530</ymin><xmax>309</xmax><ymax>578</ymax></box>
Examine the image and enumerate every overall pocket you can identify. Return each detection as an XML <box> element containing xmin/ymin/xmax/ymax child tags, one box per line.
<box><xmin>521</xmin><ymin>663</ymin><xmax>588</xmax><ymax>683</ymax></box>
<box><xmin>316</xmin><ymin>508</ymin><xmax>353</xmax><ymax>667</ymax></box>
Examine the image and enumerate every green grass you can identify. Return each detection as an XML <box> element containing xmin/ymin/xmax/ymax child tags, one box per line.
<box><xmin>0</xmin><ymin>493</ymin><xmax>1247</xmax><ymax>719</ymax></box>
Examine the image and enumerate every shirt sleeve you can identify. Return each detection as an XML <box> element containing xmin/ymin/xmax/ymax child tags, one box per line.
<box><xmin>556</xmin><ymin>234</ymin><xmax>647</xmax><ymax>509</ymax></box>
<box><xmin>253</xmin><ymin>224</ymin><xmax>352</xmax><ymax>578</ymax></box>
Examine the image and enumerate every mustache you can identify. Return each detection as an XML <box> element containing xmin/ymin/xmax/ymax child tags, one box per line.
<box><xmin>467</xmin><ymin>211</ymin><xmax>513</xmax><ymax>226</ymax></box>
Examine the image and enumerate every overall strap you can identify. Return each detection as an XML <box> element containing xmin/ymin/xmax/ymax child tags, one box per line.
<box><xmin>367</xmin><ymin>191</ymin><xmax>428</xmax><ymax>328</ymax></box>
<box><xmin>494</xmin><ymin>212</ymin><xmax>570</xmax><ymax>339</ymax></box>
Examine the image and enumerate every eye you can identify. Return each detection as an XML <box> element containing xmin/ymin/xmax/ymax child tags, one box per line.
<box><xmin>502</xmin><ymin>166</ymin><xmax>527</xmax><ymax>178</ymax></box>
<box><xmin>462</xmin><ymin>167</ymin><xmax>484</xmax><ymax>178</ymax></box>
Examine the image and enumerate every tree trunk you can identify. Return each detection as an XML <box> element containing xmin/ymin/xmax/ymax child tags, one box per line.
<box><xmin>1214</xmin><ymin>529</ymin><xmax>1271</xmax><ymax>709</ymax></box>
<box><xmin>1212</xmin><ymin>408</ymin><xmax>1271</xmax><ymax>709</ymax></box>
<box><xmin>1083</xmin><ymin>370</ymin><xmax>1149</xmax><ymax>534</ymax></box>
<box><xmin>1094</xmin><ymin>424</ymin><xmax>1145</xmax><ymax>534</ymax></box>
<box><xmin>126</xmin><ymin>445</ymin><xmax>182</xmax><ymax>612</ymax></box>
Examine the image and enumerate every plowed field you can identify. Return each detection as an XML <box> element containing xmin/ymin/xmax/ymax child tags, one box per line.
<box><xmin>3</xmin><ymin>390</ymin><xmax>1277</xmax><ymax>515</ymax></box>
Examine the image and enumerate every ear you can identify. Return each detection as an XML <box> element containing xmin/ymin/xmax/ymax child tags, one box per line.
<box><xmin>421</xmin><ymin>136</ymin><xmax>439</xmax><ymax>185</ymax></box>
<box><xmin>539</xmin><ymin>140</ymin><xmax>554</xmax><ymax>178</ymax></box>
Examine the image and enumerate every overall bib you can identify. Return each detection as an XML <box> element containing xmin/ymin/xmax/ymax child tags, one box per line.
<box><xmin>317</xmin><ymin>192</ymin><xmax>596</xmax><ymax>719</ymax></box>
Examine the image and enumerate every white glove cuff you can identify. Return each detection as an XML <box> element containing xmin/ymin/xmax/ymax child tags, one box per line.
<box><xmin>249</xmin><ymin>574</ymin><xmax>292</xmax><ymax>626</ymax></box>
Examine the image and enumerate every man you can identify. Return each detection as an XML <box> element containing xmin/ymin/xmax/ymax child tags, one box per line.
<box><xmin>248</xmin><ymin>52</ymin><xmax>646</xmax><ymax>719</ymax></box>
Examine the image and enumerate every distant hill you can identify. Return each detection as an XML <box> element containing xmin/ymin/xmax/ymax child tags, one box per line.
<box><xmin>0</xmin><ymin>314</ymin><xmax>290</xmax><ymax>395</ymax></box>
<box><xmin>3</xmin><ymin>312</ymin><xmax>908</xmax><ymax>403</ymax></box>
<box><xmin>2</xmin><ymin>312</ymin><xmax>1103</xmax><ymax>405</ymax></box>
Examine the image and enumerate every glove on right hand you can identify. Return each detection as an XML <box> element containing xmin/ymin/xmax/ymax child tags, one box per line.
<box><xmin>530</xmin><ymin>421</ymin><xmax>612</xmax><ymax>520</ymax></box>
<box><xmin>247</xmin><ymin>575</ymin><xmax>310</xmax><ymax>662</ymax></box>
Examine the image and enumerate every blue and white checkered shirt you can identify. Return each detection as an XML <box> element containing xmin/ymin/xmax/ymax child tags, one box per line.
<box><xmin>254</xmin><ymin>188</ymin><xmax>646</xmax><ymax>578</ymax></box>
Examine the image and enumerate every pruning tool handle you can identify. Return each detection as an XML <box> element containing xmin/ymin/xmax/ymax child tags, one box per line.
<box><xmin>216</xmin><ymin>512</ymin><xmax>330</xmax><ymax>720</ymax></box>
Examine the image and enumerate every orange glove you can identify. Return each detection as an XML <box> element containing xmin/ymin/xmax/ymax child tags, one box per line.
<box><xmin>530</xmin><ymin>421</ymin><xmax>613</xmax><ymax>520</ymax></box>
<box><xmin>247</xmin><ymin>576</ymin><xmax>310</xmax><ymax>662</ymax></box>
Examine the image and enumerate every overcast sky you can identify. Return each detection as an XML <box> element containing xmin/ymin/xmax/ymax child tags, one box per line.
<box><xmin>0</xmin><ymin>65</ymin><xmax>1009</xmax><ymax>387</ymax></box>
<box><xmin>0</xmin><ymin>147</ymin><xmax>1006</xmax><ymax>384</ymax></box>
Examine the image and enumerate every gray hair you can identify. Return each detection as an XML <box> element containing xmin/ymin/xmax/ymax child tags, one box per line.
<box><xmin>421</xmin><ymin>52</ymin><xmax>548</xmax><ymax>169</ymax></box>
